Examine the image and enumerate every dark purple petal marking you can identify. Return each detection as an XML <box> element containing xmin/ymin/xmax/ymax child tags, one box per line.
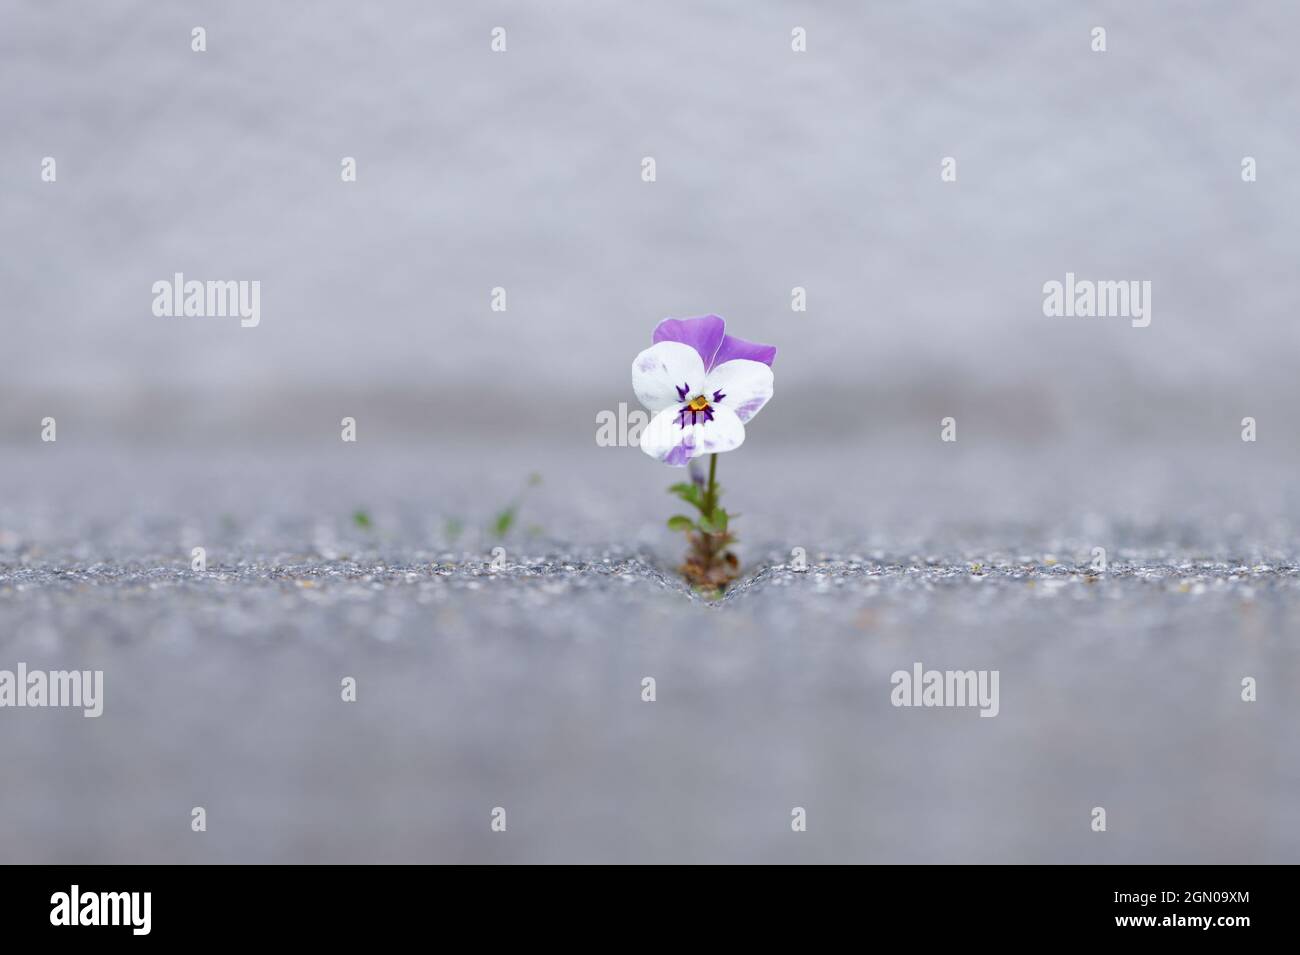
<box><xmin>675</xmin><ymin>392</ymin><xmax>720</xmax><ymax>429</ymax></box>
<box><xmin>676</xmin><ymin>407</ymin><xmax>703</xmax><ymax>428</ymax></box>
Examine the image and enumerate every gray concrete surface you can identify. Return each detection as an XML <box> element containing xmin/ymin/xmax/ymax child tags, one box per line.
<box><xmin>1</xmin><ymin>444</ymin><xmax>1296</xmax><ymax>863</ymax></box>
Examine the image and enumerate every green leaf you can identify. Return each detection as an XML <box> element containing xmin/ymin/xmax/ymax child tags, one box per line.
<box><xmin>667</xmin><ymin>515</ymin><xmax>696</xmax><ymax>533</ymax></box>
<box><xmin>711</xmin><ymin>509</ymin><xmax>728</xmax><ymax>533</ymax></box>
<box><xmin>492</xmin><ymin>506</ymin><xmax>517</xmax><ymax>538</ymax></box>
<box><xmin>667</xmin><ymin>482</ymin><xmax>704</xmax><ymax>509</ymax></box>
<box><xmin>352</xmin><ymin>510</ymin><xmax>373</xmax><ymax>530</ymax></box>
<box><xmin>697</xmin><ymin>513</ymin><xmax>716</xmax><ymax>534</ymax></box>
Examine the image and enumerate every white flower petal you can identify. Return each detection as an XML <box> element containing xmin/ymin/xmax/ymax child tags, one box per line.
<box><xmin>639</xmin><ymin>407</ymin><xmax>696</xmax><ymax>465</ymax></box>
<box><xmin>695</xmin><ymin>404</ymin><xmax>746</xmax><ymax>455</ymax></box>
<box><xmin>703</xmin><ymin>358</ymin><xmax>774</xmax><ymax>423</ymax></box>
<box><xmin>640</xmin><ymin>403</ymin><xmax>746</xmax><ymax>467</ymax></box>
<box><xmin>632</xmin><ymin>341</ymin><xmax>707</xmax><ymax>415</ymax></box>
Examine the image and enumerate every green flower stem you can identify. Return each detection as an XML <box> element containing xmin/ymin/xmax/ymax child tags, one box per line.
<box><xmin>704</xmin><ymin>453</ymin><xmax>718</xmax><ymax>521</ymax></box>
<box><xmin>700</xmin><ymin>453</ymin><xmax>720</xmax><ymax>568</ymax></box>
<box><xmin>668</xmin><ymin>454</ymin><xmax>738</xmax><ymax>590</ymax></box>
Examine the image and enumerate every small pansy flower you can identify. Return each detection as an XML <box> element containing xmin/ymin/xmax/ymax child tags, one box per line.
<box><xmin>631</xmin><ymin>314</ymin><xmax>776</xmax><ymax>466</ymax></box>
<box><xmin>630</xmin><ymin>314</ymin><xmax>776</xmax><ymax>593</ymax></box>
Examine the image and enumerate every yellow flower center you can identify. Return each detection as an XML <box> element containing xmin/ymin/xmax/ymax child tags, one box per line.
<box><xmin>687</xmin><ymin>395</ymin><xmax>710</xmax><ymax>412</ymax></box>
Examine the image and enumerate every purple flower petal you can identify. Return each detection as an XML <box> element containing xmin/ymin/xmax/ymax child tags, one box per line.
<box><xmin>713</xmin><ymin>333</ymin><xmax>776</xmax><ymax>369</ymax></box>
<box><xmin>652</xmin><ymin>315</ymin><xmax>726</xmax><ymax>371</ymax></box>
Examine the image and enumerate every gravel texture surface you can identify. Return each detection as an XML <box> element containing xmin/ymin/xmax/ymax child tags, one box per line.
<box><xmin>1</xmin><ymin>444</ymin><xmax>1297</xmax><ymax>863</ymax></box>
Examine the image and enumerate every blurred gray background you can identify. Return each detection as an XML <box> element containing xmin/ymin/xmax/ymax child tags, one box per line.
<box><xmin>3</xmin><ymin>0</ymin><xmax>1299</xmax><ymax>448</ymax></box>
<box><xmin>2</xmin><ymin>1</ymin><xmax>1299</xmax><ymax>864</ymax></box>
